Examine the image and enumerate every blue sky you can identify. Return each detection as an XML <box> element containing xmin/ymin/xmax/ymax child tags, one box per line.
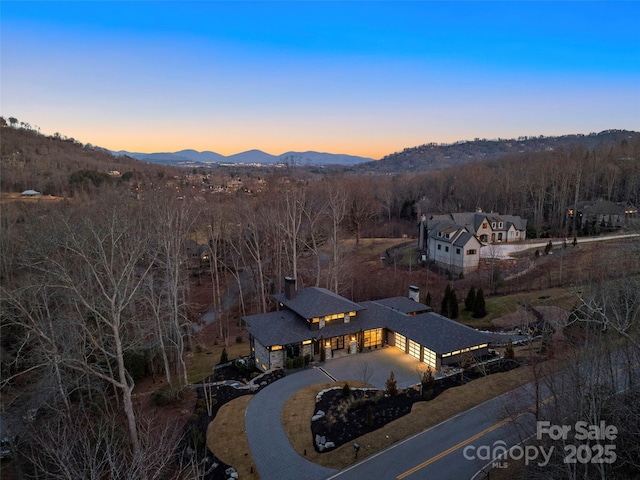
<box><xmin>2</xmin><ymin>1</ymin><xmax>639</xmax><ymax>159</ymax></box>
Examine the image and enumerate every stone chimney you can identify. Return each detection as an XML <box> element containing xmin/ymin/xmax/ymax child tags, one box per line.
<box><xmin>284</xmin><ymin>276</ymin><xmax>297</xmax><ymax>300</ymax></box>
<box><xmin>409</xmin><ymin>285</ymin><xmax>419</xmax><ymax>302</ymax></box>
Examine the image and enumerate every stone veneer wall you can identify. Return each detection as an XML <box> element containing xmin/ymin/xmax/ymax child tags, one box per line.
<box><xmin>269</xmin><ymin>349</ymin><xmax>284</xmax><ymax>369</ymax></box>
<box><xmin>253</xmin><ymin>339</ymin><xmax>270</xmax><ymax>371</ymax></box>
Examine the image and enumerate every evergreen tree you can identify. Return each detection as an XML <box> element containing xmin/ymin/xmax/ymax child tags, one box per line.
<box><xmin>425</xmin><ymin>291</ymin><xmax>432</xmax><ymax>307</ymax></box>
<box><xmin>472</xmin><ymin>288</ymin><xmax>487</xmax><ymax>318</ymax></box>
<box><xmin>385</xmin><ymin>371</ymin><xmax>398</xmax><ymax>397</ymax></box>
<box><xmin>449</xmin><ymin>288</ymin><xmax>459</xmax><ymax>319</ymax></box>
<box><xmin>464</xmin><ymin>286</ymin><xmax>476</xmax><ymax>311</ymax></box>
<box><xmin>440</xmin><ymin>284</ymin><xmax>451</xmax><ymax>317</ymax></box>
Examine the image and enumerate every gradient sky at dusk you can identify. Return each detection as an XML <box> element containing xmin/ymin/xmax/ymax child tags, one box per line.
<box><xmin>2</xmin><ymin>1</ymin><xmax>639</xmax><ymax>159</ymax></box>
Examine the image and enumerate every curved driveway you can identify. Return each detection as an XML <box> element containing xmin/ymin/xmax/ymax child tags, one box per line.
<box><xmin>245</xmin><ymin>367</ymin><xmax>339</xmax><ymax>480</ymax></box>
<box><xmin>245</xmin><ymin>348</ymin><xmax>439</xmax><ymax>480</ymax></box>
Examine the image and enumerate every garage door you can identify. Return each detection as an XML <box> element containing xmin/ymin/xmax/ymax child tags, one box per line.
<box><xmin>395</xmin><ymin>333</ymin><xmax>406</xmax><ymax>352</ymax></box>
<box><xmin>423</xmin><ymin>347</ymin><xmax>436</xmax><ymax>369</ymax></box>
<box><xmin>408</xmin><ymin>340</ymin><xmax>421</xmax><ymax>360</ymax></box>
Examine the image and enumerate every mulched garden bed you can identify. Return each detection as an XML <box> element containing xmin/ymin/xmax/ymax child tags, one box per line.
<box><xmin>311</xmin><ymin>386</ymin><xmax>422</xmax><ymax>452</ymax></box>
<box><xmin>177</xmin><ymin>364</ymin><xmax>286</xmax><ymax>480</ymax></box>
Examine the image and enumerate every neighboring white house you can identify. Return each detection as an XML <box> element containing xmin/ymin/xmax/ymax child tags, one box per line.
<box><xmin>420</xmin><ymin>210</ymin><xmax>527</xmax><ymax>245</ymax></box>
<box><xmin>425</xmin><ymin>222</ymin><xmax>483</xmax><ymax>274</ymax></box>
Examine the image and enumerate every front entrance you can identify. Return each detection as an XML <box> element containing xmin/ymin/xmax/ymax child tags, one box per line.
<box><xmin>331</xmin><ymin>335</ymin><xmax>345</xmax><ymax>350</ymax></box>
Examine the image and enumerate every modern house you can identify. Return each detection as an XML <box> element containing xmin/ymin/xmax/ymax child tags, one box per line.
<box><xmin>243</xmin><ymin>278</ymin><xmax>491</xmax><ymax>373</ymax></box>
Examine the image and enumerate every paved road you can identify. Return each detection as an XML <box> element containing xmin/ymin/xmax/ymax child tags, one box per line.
<box><xmin>328</xmin><ymin>382</ymin><xmax>537</xmax><ymax>480</ymax></box>
<box><xmin>481</xmin><ymin>233</ymin><xmax>639</xmax><ymax>259</ymax></box>
<box><xmin>330</xmin><ymin>351</ymin><xmax>636</xmax><ymax>480</ymax></box>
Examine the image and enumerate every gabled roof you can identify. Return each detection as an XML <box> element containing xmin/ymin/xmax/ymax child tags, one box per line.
<box><xmin>428</xmin><ymin>212</ymin><xmax>527</xmax><ymax>233</ymax></box>
<box><xmin>452</xmin><ymin>231</ymin><xmax>478</xmax><ymax>247</ymax></box>
<box><xmin>273</xmin><ymin>287</ymin><xmax>364</xmax><ymax>320</ymax></box>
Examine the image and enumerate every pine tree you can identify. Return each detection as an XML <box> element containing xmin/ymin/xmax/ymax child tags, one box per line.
<box><xmin>472</xmin><ymin>288</ymin><xmax>486</xmax><ymax>318</ymax></box>
<box><xmin>220</xmin><ymin>347</ymin><xmax>228</xmax><ymax>364</ymax></box>
<box><xmin>385</xmin><ymin>371</ymin><xmax>398</xmax><ymax>397</ymax></box>
<box><xmin>441</xmin><ymin>284</ymin><xmax>451</xmax><ymax>317</ymax></box>
<box><xmin>449</xmin><ymin>288</ymin><xmax>459</xmax><ymax>319</ymax></box>
<box><xmin>464</xmin><ymin>286</ymin><xmax>476</xmax><ymax>311</ymax></box>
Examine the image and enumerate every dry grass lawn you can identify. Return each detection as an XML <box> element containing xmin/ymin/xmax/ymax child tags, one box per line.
<box><xmin>187</xmin><ymin>342</ymin><xmax>251</xmax><ymax>384</ymax></box>
<box><xmin>207</xmin><ymin>395</ymin><xmax>259</xmax><ymax>480</ymax></box>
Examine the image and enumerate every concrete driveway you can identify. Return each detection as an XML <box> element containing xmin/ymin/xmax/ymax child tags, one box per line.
<box><xmin>320</xmin><ymin>346</ymin><xmax>426</xmax><ymax>389</ymax></box>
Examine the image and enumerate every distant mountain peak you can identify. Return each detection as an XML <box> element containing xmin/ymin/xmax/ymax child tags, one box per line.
<box><xmin>113</xmin><ymin>148</ymin><xmax>373</xmax><ymax>166</ymax></box>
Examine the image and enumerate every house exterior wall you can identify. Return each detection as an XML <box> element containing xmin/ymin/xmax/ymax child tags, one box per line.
<box><xmin>269</xmin><ymin>349</ymin><xmax>284</xmax><ymax>369</ymax></box>
<box><xmin>253</xmin><ymin>338</ymin><xmax>270</xmax><ymax>372</ymax></box>
<box><xmin>302</xmin><ymin>342</ymin><xmax>313</xmax><ymax>358</ymax></box>
<box><xmin>428</xmin><ymin>236</ymin><xmax>481</xmax><ymax>274</ymax></box>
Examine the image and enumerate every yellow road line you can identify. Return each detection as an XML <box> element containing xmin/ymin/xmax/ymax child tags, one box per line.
<box><xmin>396</xmin><ymin>416</ymin><xmax>512</xmax><ymax>479</ymax></box>
<box><xmin>396</xmin><ymin>376</ymin><xmax>623</xmax><ymax>480</ymax></box>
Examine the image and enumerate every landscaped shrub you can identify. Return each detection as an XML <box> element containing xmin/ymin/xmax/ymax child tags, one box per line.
<box><xmin>342</xmin><ymin>383</ymin><xmax>352</xmax><ymax>399</ymax></box>
<box><xmin>385</xmin><ymin>371</ymin><xmax>398</xmax><ymax>397</ymax></box>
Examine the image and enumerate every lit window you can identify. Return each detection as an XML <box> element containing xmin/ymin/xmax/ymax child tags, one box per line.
<box><xmin>466</xmin><ymin>249</ymin><xmax>477</xmax><ymax>255</ymax></box>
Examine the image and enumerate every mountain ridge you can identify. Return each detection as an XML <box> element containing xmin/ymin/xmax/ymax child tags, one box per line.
<box><xmin>355</xmin><ymin>129</ymin><xmax>640</xmax><ymax>173</ymax></box>
<box><xmin>114</xmin><ymin>148</ymin><xmax>373</xmax><ymax>166</ymax></box>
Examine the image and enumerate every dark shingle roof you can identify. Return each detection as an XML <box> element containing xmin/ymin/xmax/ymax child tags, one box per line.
<box><xmin>273</xmin><ymin>287</ymin><xmax>364</xmax><ymax>319</ymax></box>
<box><xmin>245</xmin><ymin>287</ymin><xmax>491</xmax><ymax>354</ymax></box>
<box><xmin>373</xmin><ymin>297</ymin><xmax>432</xmax><ymax>315</ymax></box>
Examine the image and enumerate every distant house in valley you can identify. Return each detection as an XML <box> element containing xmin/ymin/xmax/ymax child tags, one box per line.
<box><xmin>567</xmin><ymin>200</ymin><xmax>638</xmax><ymax>232</ymax></box>
<box><xmin>20</xmin><ymin>189</ymin><xmax>41</xmax><ymax>197</ymax></box>
<box><xmin>244</xmin><ymin>278</ymin><xmax>491</xmax><ymax>372</ymax></box>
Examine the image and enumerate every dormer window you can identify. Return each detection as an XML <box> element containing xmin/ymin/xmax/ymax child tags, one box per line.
<box><xmin>498</xmin><ymin>222</ymin><xmax>503</xmax><ymax>228</ymax></box>
<box><xmin>491</xmin><ymin>222</ymin><xmax>496</xmax><ymax>228</ymax></box>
